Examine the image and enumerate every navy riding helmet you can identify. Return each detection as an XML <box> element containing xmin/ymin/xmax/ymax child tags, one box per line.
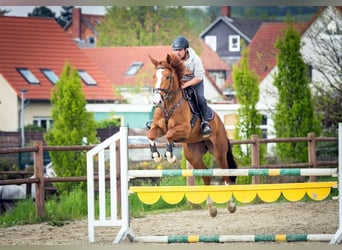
<box><xmin>171</xmin><ymin>36</ymin><xmax>189</xmax><ymax>50</ymax></box>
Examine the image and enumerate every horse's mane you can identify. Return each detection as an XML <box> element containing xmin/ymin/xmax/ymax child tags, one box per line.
<box><xmin>158</xmin><ymin>53</ymin><xmax>185</xmax><ymax>87</ymax></box>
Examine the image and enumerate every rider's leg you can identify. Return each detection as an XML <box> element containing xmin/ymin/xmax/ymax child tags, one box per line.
<box><xmin>198</xmin><ymin>98</ymin><xmax>212</xmax><ymax>136</ymax></box>
<box><xmin>192</xmin><ymin>82</ymin><xmax>212</xmax><ymax>136</ymax></box>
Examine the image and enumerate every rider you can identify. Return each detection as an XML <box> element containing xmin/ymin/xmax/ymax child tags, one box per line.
<box><xmin>171</xmin><ymin>35</ymin><xmax>212</xmax><ymax>136</ymax></box>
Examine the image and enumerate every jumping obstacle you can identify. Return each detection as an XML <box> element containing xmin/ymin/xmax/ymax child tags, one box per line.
<box><xmin>134</xmin><ymin>234</ymin><xmax>334</xmax><ymax>243</ymax></box>
<box><xmin>87</xmin><ymin>125</ymin><xmax>342</xmax><ymax>244</ymax></box>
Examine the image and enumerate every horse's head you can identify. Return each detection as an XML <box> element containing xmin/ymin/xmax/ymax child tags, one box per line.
<box><xmin>149</xmin><ymin>53</ymin><xmax>185</xmax><ymax>107</ymax></box>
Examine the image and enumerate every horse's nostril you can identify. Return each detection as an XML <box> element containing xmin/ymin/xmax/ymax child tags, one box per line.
<box><xmin>153</xmin><ymin>101</ymin><xmax>162</xmax><ymax>107</ymax></box>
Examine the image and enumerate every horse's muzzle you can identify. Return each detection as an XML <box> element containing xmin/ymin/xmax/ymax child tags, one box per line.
<box><xmin>152</xmin><ymin>93</ymin><xmax>163</xmax><ymax>107</ymax></box>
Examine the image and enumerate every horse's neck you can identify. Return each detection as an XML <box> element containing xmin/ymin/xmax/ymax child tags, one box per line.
<box><xmin>164</xmin><ymin>89</ymin><xmax>191</xmax><ymax>121</ymax></box>
<box><xmin>164</xmin><ymin>89</ymin><xmax>185</xmax><ymax>108</ymax></box>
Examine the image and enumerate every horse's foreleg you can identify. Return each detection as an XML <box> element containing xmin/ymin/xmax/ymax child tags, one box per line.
<box><xmin>165</xmin><ymin>142</ymin><xmax>177</xmax><ymax>163</ymax></box>
<box><xmin>147</xmin><ymin>127</ymin><xmax>164</xmax><ymax>163</ymax></box>
<box><xmin>149</xmin><ymin>140</ymin><xmax>162</xmax><ymax>163</ymax></box>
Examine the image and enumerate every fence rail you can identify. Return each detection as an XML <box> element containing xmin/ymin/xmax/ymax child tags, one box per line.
<box><xmin>0</xmin><ymin>132</ymin><xmax>338</xmax><ymax>218</ymax></box>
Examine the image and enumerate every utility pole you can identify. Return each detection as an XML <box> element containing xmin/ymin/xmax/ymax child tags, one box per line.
<box><xmin>20</xmin><ymin>89</ymin><xmax>28</xmax><ymax>148</ymax></box>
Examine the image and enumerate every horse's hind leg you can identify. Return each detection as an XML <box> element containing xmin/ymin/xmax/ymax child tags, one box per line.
<box><xmin>225</xmin><ymin>181</ymin><xmax>236</xmax><ymax>213</ymax></box>
<box><xmin>210</xmin><ymin>141</ymin><xmax>237</xmax><ymax>214</ymax></box>
<box><xmin>183</xmin><ymin>143</ymin><xmax>217</xmax><ymax>217</ymax></box>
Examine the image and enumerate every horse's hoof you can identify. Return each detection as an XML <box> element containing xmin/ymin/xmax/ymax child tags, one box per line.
<box><xmin>167</xmin><ymin>155</ymin><xmax>177</xmax><ymax>163</ymax></box>
<box><xmin>152</xmin><ymin>152</ymin><xmax>162</xmax><ymax>163</ymax></box>
<box><xmin>227</xmin><ymin>203</ymin><xmax>236</xmax><ymax>213</ymax></box>
<box><xmin>209</xmin><ymin>207</ymin><xmax>217</xmax><ymax>217</ymax></box>
<box><xmin>154</xmin><ymin>157</ymin><xmax>162</xmax><ymax>163</ymax></box>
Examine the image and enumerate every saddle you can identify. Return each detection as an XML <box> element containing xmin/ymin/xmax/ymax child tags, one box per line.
<box><xmin>183</xmin><ymin>87</ymin><xmax>214</xmax><ymax>128</ymax></box>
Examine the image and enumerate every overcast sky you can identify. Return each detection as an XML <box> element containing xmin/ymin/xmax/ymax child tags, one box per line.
<box><xmin>2</xmin><ymin>6</ymin><xmax>108</xmax><ymax>16</ymax></box>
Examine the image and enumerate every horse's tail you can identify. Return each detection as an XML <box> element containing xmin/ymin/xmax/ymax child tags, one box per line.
<box><xmin>226</xmin><ymin>139</ymin><xmax>237</xmax><ymax>184</ymax></box>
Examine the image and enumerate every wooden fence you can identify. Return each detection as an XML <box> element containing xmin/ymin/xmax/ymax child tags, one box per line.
<box><xmin>0</xmin><ymin>132</ymin><xmax>338</xmax><ymax>218</ymax></box>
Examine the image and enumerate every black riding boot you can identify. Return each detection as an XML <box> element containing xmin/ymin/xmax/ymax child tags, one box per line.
<box><xmin>198</xmin><ymin>100</ymin><xmax>212</xmax><ymax>136</ymax></box>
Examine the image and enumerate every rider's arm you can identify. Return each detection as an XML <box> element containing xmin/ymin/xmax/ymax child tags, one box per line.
<box><xmin>181</xmin><ymin>76</ymin><xmax>202</xmax><ymax>89</ymax></box>
<box><xmin>181</xmin><ymin>50</ymin><xmax>205</xmax><ymax>89</ymax></box>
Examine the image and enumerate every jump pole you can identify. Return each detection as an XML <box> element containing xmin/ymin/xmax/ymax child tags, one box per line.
<box><xmin>134</xmin><ymin>234</ymin><xmax>334</xmax><ymax>243</ymax></box>
<box><xmin>128</xmin><ymin>168</ymin><xmax>337</xmax><ymax>178</ymax></box>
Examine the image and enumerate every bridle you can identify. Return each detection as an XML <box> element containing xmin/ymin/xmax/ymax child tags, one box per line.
<box><xmin>153</xmin><ymin>66</ymin><xmax>181</xmax><ymax>101</ymax></box>
<box><xmin>153</xmin><ymin>65</ymin><xmax>184</xmax><ymax>128</ymax></box>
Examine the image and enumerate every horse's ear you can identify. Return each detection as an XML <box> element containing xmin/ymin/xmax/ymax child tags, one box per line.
<box><xmin>166</xmin><ymin>53</ymin><xmax>172</xmax><ymax>65</ymax></box>
<box><xmin>166</xmin><ymin>53</ymin><xmax>181</xmax><ymax>68</ymax></box>
<box><xmin>149</xmin><ymin>54</ymin><xmax>158</xmax><ymax>68</ymax></box>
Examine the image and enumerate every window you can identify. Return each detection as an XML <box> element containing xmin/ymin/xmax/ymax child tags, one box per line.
<box><xmin>17</xmin><ymin>68</ymin><xmax>40</xmax><ymax>84</ymax></box>
<box><xmin>33</xmin><ymin>117</ymin><xmax>53</xmax><ymax>131</ymax></box>
<box><xmin>261</xmin><ymin>129</ymin><xmax>268</xmax><ymax>139</ymax></box>
<box><xmin>229</xmin><ymin>35</ymin><xmax>240</xmax><ymax>52</ymax></box>
<box><xmin>261</xmin><ymin>114</ymin><xmax>267</xmax><ymax>125</ymax></box>
<box><xmin>125</xmin><ymin>62</ymin><xmax>143</xmax><ymax>76</ymax></box>
<box><xmin>40</xmin><ymin>69</ymin><xmax>59</xmax><ymax>84</ymax></box>
<box><xmin>307</xmin><ymin>65</ymin><xmax>313</xmax><ymax>81</ymax></box>
<box><xmin>204</xmin><ymin>35</ymin><xmax>217</xmax><ymax>51</ymax></box>
<box><xmin>78</xmin><ymin>70</ymin><xmax>97</xmax><ymax>85</ymax></box>
<box><xmin>261</xmin><ymin>115</ymin><xmax>267</xmax><ymax>138</ymax></box>
<box><xmin>88</xmin><ymin>36</ymin><xmax>96</xmax><ymax>45</ymax></box>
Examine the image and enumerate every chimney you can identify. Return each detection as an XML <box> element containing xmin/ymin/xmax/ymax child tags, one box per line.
<box><xmin>72</xmin><ymin>8</ymin><xmax>81</xmax><ymax>40</ymax></box>
<box><xmin>221</xmin><ymin>6</ymin><xmax>231</xmax><ymax>17</ymax></box>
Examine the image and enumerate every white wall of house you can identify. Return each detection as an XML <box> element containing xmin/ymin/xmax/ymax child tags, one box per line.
<box><xmin>0</xmin><ymin>76</ymin><xmax>18</xmax><ymax>131</ymax></box>
<box><xmin>25</xmin><ymin>103</ymin><xmax>52</xmax><ymax>130</ymax></box>
<box><xmin>300</xmin><ymin>6</ymin><xmax>342</xmax><ymax>93</ymax></box>
<box><xmin>203</xmin><ymin>76</ymin><xmax>225</xmax><ymax>103</ymax></box>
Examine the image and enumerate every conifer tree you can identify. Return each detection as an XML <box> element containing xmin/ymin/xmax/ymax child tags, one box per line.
<box><xmin>45</xmin><ymin>62</ymin><xmax>97</xmax><ymax>192</ymax></box>
<box><xmin>232</xmin><ymin>45</ymin><xmax>265</xmax><ymax>177</ymax></box>
<box><xmin>273</xmin><ymin>19</ymin><xmax>320</xmax><ymax>163</ymax></box>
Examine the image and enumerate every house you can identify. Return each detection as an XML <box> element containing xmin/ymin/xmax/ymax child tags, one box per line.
<box><xmin>222</xmin><ymin>6</ymin><xmax>341</xmax><ymax>140</ymax></box>
<box><xmin>0</xmin><ymin>16</ymin><xmax>121</xmax><ymax>134</ymax></box>
<box><xmin>200</xmin><ymin>6</ymin><xmax>272</xmax><ymax>71</ymax></box>
<box><xmin>221</xmin><ymin>21</ymin><xmax>308</xmax><ymax>139</ymax></box>
<box><xmin>64</xmin><ymin>7</ymin><xmax>104</xmax><ymax>48</ymax></box>
<box><xmin>82</xmin><ymin>40</ymin><xmax>231</xmax><ymax>130</ymax></box>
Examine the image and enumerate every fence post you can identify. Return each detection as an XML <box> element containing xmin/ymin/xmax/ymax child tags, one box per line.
<box><xmin>33</xmin><ymin>141</ymin><xmax>45</xmax><ymax>218</ymax></box>
<box><xmin>308</xmin><ymin>132</ymin><xmax>317</xmax><ymax>182</ymax></box>
<box><xmin>251</xmin><ymin>134</ymin><xmax>260</xmax><ymax>184</ymax></box>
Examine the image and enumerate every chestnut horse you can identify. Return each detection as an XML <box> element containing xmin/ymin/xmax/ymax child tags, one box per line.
<box><xmin>146</xmin><ymin>53</ymin><xmax>237</xmax><ymax>217</ymax></box>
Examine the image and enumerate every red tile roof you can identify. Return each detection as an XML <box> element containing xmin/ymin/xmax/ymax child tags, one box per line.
<box><xmin>83</xmin><ymin>42</ymin><xmax>230</xmax><ymax>88</ymax></box>
<box><xmin>226</xmin><ymin>21</ymin><xmax>307</xmax><ymax>86</ymax></box>
<box><xmin>0</xmin><ymin>16</ymin><xmax>120</xmax><ymax>102</ymax></box>
<box><xmin>82</xmin><ymin>46</ymin><xmax>171</xmax><ymax>87</ymax></box>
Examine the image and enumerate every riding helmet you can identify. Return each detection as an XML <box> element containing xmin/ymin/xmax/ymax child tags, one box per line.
<box><xmin>172</xmin><ymin>36</ymin><xmax>189</xmax><ymax>50</ymax></box>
